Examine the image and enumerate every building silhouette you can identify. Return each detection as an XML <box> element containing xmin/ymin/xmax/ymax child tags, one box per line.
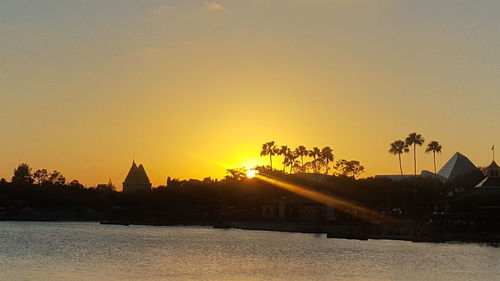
<box><xmin>475</xmin><ymin>160</ymin><xmax>500</xmax><ymax>188</ymax></box>
<box><xmin>123</xmin><ymin>161</ymin><xmax>152</xmax><ymax>192</ymax></box>
<box><xmin>436</xmin><ymin>152</ymin><xmax>479</xmax><ymax>181</ymax></box>
<box><xmin>375</xmin><ymin>152</ymin><xmax>479</xmax><ymax>182</ymax></box>
<box><xmin>434</xmin><ymin>160</ymin><xmax>500</xmax><ymax>232</ymax></box>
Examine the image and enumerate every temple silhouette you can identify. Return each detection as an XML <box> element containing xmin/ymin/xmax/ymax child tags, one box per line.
<box><xmin>123</xmin><ymin>161</ymin><xmax>152</xmax><ymax>192</ymax></box>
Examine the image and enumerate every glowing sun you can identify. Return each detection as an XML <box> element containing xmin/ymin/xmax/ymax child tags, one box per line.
<box><xmin>246</xmin><ymin>169</ymin><xmax>258</xmax><ymax>179</ymax></box>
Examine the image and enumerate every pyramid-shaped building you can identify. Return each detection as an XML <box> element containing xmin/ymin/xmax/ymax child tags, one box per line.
<box><xmin>437</xmin><ymin>152</ymin><xmax>480</xmax><ymax>180</ymax></box>
<box><xmin>123</xmin><ymin>161</ymin><xmax>152</xmax><ymax>192</ymax></box>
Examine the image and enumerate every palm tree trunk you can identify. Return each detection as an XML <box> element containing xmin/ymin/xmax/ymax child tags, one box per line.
<box><xmin>398</xmin><ymin>153</ymin><xmax>403</xmax><ymax>176</ymax></box>
<box><xmin>313</xmin><ymin>156</ymin><xmax>317</xmax><ymax>173</ymax></box>
<box><xmin>413</xmin><ymin>144</ymin><xmax>417</xmax><ymax>176</ymax></box>
<box><xmin>301</xmin><ymin>155</ymin><xmax>304</xmax><ymax>172</ymax></box>
<box><xmin>433</xmin><ymin>151</ymin><xmax>437</xmax><ymax>174</ymax></box>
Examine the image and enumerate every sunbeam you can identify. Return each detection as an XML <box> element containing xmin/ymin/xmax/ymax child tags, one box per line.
<box><xmin>255</xmin><ymin>173</ymin><xmax>401</xmax><ymax>226</ymax></box>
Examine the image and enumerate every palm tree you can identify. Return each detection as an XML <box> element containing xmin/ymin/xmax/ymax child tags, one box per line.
<box><xmin>308</xmin><ymin>147</ymin><xmax>321</xmax><ymax>173</ymax></box>
<box><xmin>425</xmin><ymin>141</ymin><xmax>442</xmax><ymax>174</ymax></box>
<box><xmin>260</xmin><ymin>141</ymin><xmax>276</xmax><ymax>170</ymax></box>
<box><xmin>277</xmin><ymin>145</ymin><xmax>289</xmax><ymax>172</ymax></box>
<box><xmin>285</xmin><ymin>150</ymin><xmax>299</xmax><ymax>174</ymax></box>
<box><xmin>388</xmin><ymin>140</ymin><xmax>409</xmax><ymax>176</ymax></box>
<box><xmin>295</xmin><ymin>145</ymin><xmax>308</xmax><ymax>172</ymax></box>
<box><xmin>321</xmin><ymin>146</ymin><xmax>334</xmax><ymax>174</ymax></box>
<box><xmin>405</xmin><ymin>132</ymin><xmax>425</xmax><ymax>176</ymax></box>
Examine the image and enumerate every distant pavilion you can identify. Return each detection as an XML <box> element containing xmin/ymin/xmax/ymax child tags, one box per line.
<box><xmin>475</xmin><ymin>160</ymin><xmax>500</xmax><ymax>188</ymax></box>
<box><xmin>433</xmin><ymin>159</ymin><xmax>500</xmax><ymax>232</ymax></box>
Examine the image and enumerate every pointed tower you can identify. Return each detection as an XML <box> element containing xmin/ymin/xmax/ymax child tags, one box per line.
<box><xmin>475</xmin><ymin>161</ymin><xmax>500</xmax><ymax>188</ymax></box>
<box><xmin>123</xmin><ymin>160</ymin><xmax>152</xmax><ymax>192</ymax></box>
<box><xmin>485</xmin><ymin>161</ymin><xmax>500</xmax><ymax>177</ymax></box>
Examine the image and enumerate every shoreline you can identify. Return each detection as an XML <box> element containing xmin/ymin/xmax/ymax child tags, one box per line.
<box><xmin>3</xmin><ymin>218</ymin><xmax>500</xmax><ymax>245</ymax></box>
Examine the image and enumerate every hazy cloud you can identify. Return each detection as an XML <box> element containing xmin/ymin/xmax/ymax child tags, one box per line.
<box><xmin>205</xmin><ymin>2</ymin><xmax>225</xmax><ymax>12</ymax></box>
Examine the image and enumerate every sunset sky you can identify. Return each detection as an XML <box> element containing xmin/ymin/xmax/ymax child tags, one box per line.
<box><xmin>1</xmin><ymin>0</ymin><xmax>499</xmax><ymax>187</ymax></box>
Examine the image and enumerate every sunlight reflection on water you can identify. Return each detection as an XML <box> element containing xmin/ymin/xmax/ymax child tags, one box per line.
<box><xmin>0</xmin><ymin>222</ymin><xmax>499</xmax><ymax>281</ymax></box>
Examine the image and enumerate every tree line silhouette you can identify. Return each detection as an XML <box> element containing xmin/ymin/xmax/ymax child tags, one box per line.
<box><xmin>10</xmin><ymin>163</ymin><xmax>87</xmax><ymax>189</ymax></box>
<box><xmin>0</xmin><ymin>160</ymin><xmax>484</xmax><ymax>224</ymax></box>
<box><xmin>259</xmin><ymin>141</ymin><xmax>364</xmax><ymax>178</ymax></box>
<box><xmin>0</xmin><ymin>136</ymin><xmax>485</xmax><ymax>226</ymax></box>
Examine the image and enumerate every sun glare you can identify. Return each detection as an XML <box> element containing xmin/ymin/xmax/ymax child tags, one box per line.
<box><xmin>246</xmin><ymin>169</ymin><xmax>258</xmax><ymax>178</ymax></box>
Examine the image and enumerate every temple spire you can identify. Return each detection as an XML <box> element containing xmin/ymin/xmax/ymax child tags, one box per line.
<box><xmin>123</xmin><ymin>159</ymin><xmax>152</xmax><ymax>192</ymax></box>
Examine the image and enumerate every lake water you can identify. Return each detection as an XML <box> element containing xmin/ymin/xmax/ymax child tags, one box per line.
<box><xmin>0</xmin><ymin>222</ymin><xmax>499</xmax><ymax>281</ymax></box>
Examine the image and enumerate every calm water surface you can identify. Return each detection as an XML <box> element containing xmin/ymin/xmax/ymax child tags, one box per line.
<box><xmin>1</xmin><ymin>222</ymin><xmax>499</xmax><ymax>281</ymax></box>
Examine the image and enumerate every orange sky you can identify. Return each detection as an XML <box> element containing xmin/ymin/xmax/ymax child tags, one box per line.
<box><xmin>1</xmin><ymin>1</ymin><xmax>499</xmax><ymax>187</ymax></box>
